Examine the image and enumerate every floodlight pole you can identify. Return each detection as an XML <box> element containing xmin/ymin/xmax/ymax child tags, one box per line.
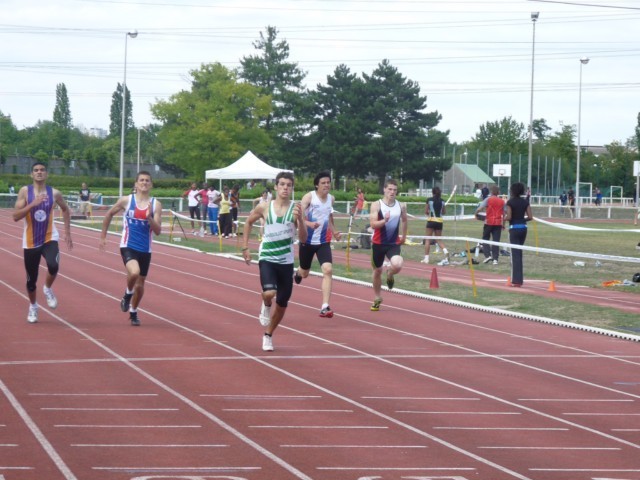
<box><xmin>118</xmin><ymin>31</ymin><xmax>138</xmax><ymax>198</ymax></box>
<box><xmin>575</xmin><ymin>57</ymin><xmax>589</xmax><ymax>219</ymax></box>
<box><xmin>527</xmin><ymin>12</ymin><xmax>539</xmax><ymax>192</ymax></box>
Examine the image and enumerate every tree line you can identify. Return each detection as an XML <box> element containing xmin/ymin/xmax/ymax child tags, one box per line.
<box><xmin>0</xmin><ymin>26</ymin><xmax>638</xmax><ymax>195</ymax></box>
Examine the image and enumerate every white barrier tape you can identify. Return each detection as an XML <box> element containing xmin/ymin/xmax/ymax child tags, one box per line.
<box><xmin>535</xmin><ymin>216</ymin><xmax>640</xmax><ymax>233</ymax></box>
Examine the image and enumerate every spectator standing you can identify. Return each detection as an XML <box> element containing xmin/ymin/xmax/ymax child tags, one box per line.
<box><xmin>481</xmin><ymin>184</ymin><xmax>490</xmax><ymax>200</ymax></box>
<box><xmin>369</xmin><ymin>179</ymin><xmax>408</xmax><ymax>311</ymax></box>
<box><xmin>99</xmin><ymin>171</ymin><xmax>162</xmax><ymax>326</ymax></box>
<box><xmin>13</xmin><ymin>162</ymin><xmax>73</xmax><ymax>323</ymax></box>
<box><xmin>218</xmin><ymin>186</ymin><xmax>232</xmax><ymax>238</ymax></box>
<box><xmin>79</xmin><ymin>182</ymin><xmax>92</xmax><ymax>218</ymax></box>
<box><xmin>229</xmin><ymin>184</ymin><xmax>240</xmax><ymax>237</ymax></box>
<box><xmin>421</xmin><ymin>186</ymin><xmax>449</xmax><ymax>265</ymax></box>
<box><xmin>559</xmin><ymin>191</ymin><xmax>568</xmax><ymax>215</ymax></box>
<box><xmin>182</xmin><ymin>183</ymin><xmax>202</xmax><ymax>235</ymax></box>
<box><xmin>241</xmin><ymin>172</ymin><xmax>307</xmax><ymax>352</ymax></box>
<box><xmin>206</xmin><ymin>184</ymin><xmax>221</xmax><ymax>235</ymax></box>
<box><xmin>475</xmin><ymin>185</ymin><xmax>505</xmax><ymax>265</ymax></box>
<box><xmin>567</xmin><ymin>187</ymin><xmax>576</xmax><ymax>218</ymax></box>
<box><xmin>294</xmin><ymin>171</ymin><xmax>341</xmax><ymax>318</ymax></box>
<box><xmin>199</xmin><ymin>182</ymin><xmax>209</xmax><ymax>234</ymax></box>
<box><xmin>504</xmin><ymin>182</ymin><xmax>533</xmax><ymax>288</ymax></box>
<box><xmin>352</xmin><ymin>187</ymin><xmax>365</xmax><ymax>217</ymax></box>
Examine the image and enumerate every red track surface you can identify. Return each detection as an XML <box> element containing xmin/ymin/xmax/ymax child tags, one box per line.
<box><xmin>1</xmin><ymin>209</ymin><xmax>639</xmax><ymax>480</ymax></box>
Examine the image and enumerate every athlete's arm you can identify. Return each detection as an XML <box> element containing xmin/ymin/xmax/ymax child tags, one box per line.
<box><xmin>294</xmin><ymin>202</ymin><xmax>308</xmax><ymax>245</ymax></box>
<box><xmin>99</xmin><ymin>196</ymin><xmax>127</xmax><ymax>250</ymax></box>
<box><xmin>53</xmin><ymin>188</ymin><xmax>73</xmax><ymax>250</ymax></box>
<box><xmin>12</xmin><ymin>186</ymin><xmax>31</xmax><ymax>222</ymax></box>
<box><xmin>149</xmin><ymin>200</ymin><xmax>163</xmax><ymax>236</ymax></box>
<box><xmin>241</xmin><ymin>201</ymin><xmax>267</xmax><ymax>264</ymax></box>
<box><xmin>399</xmin><ymin>202</ymin><xmax>408</xmax><ymax>245</ymax></box>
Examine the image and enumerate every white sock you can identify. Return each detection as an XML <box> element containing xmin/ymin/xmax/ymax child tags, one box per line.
<box><xmin>443</xmin><ymin>248</ymin><xmax>449</xmax><ymax>255</ymax></box>
<box><xmin>321</xmin><ymin>303</ymin><xmax>329</xmax><ymax>310</ymax></box>
<box><xmin>423</xmin><ymin>255</ymin><xmax>429</xmax><ymax>262</ymax></box>
<box><xmin>126</xmin><ymin>288</ymin><xmax>134</xmax><ymax>295</ymax></box>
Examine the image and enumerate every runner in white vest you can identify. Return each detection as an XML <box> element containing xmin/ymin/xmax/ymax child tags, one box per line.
<box><xmin>242</xmin><ymin>171</ymin><xmax>307</xmax><ymax>352</ymax></box>
<box><xmin>294</xmin><ymin>171</ymin><xmax>341</xmax><ymax>318</ymax></box>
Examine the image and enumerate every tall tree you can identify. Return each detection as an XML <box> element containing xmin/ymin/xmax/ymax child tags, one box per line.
<box><xmin>109</xmin><ymin>83</ymin><xmax>134</xmax><ymax>138</ymax></box>
<box><xmin>360</xmin><ymin>60</ymin><xmax>445</xmax><ymax>189</ymax></box>
<box><xmin>151</xmin><ymin>62</ymin><xmax>272</xmax><ymax>177</ymax></box>
<box><xmin>53</xmin><ymin>83</ymin><xmax>72</xmax><ymax>129</ymax></box>
<box><xmin>472</xmin><ymin>116</ymin><xmax>527</xmax><ymax>154</ymax></box>
<box><xmin>239</xmin><ymin>26</ymin><xmax>310</xmax><ymax>165</ymax></box>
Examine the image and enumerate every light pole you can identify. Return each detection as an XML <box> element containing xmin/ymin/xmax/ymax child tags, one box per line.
<box><xmin>119</xmin><ymin>31</ymin><xmax>138</xmax><ymax>197</ymax></box>
<box><xmin>575</xmin><ymin>57</ymin><xmax>589</xmax><ymax>217</ymax></box>
<box><xmin>527</xmin><ymin>12</ymin><xmax>539</xmax><ymax>191</ymax></box>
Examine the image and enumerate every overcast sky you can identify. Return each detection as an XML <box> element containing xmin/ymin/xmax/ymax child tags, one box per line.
<box><xmin>1</xmin><ymin>0</ymin><xmax>639</xmax><ymax>147</ymax></box>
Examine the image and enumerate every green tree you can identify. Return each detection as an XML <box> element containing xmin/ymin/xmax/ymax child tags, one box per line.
<box><xmin>109</xmin><ymin>83</ymin><xmax>134</xmax><ymax>139</ymax></box>
<box><xmin>151</xmin><ymin>62</ymin><xmax>272</xmax><ymax>177</ymax></box>
<box><xmin>239</xmin><ymin>26</ymin><xmax>310</xmax><ymax>166</ymax></box>
<box><xmin>532</xmin><ymin>118</ymin><xmax>551</xmax><ymax>142</ymax></box>
<box><xmin>53</xmin><ymin>83</ymin><xmax>72</xmax><ymax>129</ymax></box>
<box><xmin>472</xmin><ymin>116</ymin><xmax>527</xmax><ymax>154</ymax></box>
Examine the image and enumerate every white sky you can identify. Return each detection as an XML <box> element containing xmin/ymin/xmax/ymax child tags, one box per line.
<box><xmin>1</xmin><ymin>0</ymin><xmax>639</xmax><ymax>147</ymax></box>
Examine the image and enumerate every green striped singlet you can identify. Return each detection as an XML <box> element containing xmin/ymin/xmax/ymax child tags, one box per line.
<box><xmin>258</xmin><ymin>201</ymin><xmax>296</xmax><ymax>264</ymax></box>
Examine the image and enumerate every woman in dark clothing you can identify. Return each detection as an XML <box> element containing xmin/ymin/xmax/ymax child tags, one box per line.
<box><xmin>504</xmin><ymin>182</ymin><xmax>533</xmax><ymax>287</ymax></box>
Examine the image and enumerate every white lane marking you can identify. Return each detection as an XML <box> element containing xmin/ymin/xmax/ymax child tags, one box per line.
<box><xmin>398</xmin><ymin>411</ymin><xmax>520</xmax><ymax>415</ymax></box>
<box><xmin>30</xmin><ymin>393</ymin><xmax>157</xmax><ymax>396</ymax></box>
<box><xmin>364</xmin><ymin>396</ymin><xmax>479</xmax><ymax>401</ymax></box>
<box><xmin>433</xmin><ymin>427</ymin><xmax>569</xmax><ymax>431</ymax></box>
<box><xmin>42</xmin><ymin>408</ymin><xmax>178</xmax><ymax>411</ymax></box>
<box><xmin>249</xmin><ymin>425</ymin><xmax>388</xmax><ymax>429</ymax></box>
<box><xmin>479</xmin><ymin>446</ymin><xmax>621</xmax><ymax>450</ymax></box>
<box><xmin>55</xmin><ymin>424</ymin><xmax>201</xmax><ymax>428</ymax></box>
<box><xmin>0</xmin><ymin>379</ymin><xmax>78</xmax><ymax>480</ymax></box>
<box><xmin>281</xmin><ymin>444</ymin><xmax>427</xmax><ymax>448</ymax></box>
<box><xmin>200</xmin><ymin>394</ymin><xmax>321</xmax><ymax>399</ymax></box>
<box><xmin>519</xmin><ymin>398</ymin><xmax>633</xmax><ymax>402</ymax></box>
<box><xmin>72</xmin><ymin>444</ymin><xmax>227</xmax><ymax>448</ymax></box>
<box><xmin>223</xmin><ymin>409</ymin><xmax>353</xmax><ymax>412</ymax></box>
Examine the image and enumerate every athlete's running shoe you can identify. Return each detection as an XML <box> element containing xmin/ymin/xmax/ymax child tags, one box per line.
<box><xmin>370</xmin><ymin>298</ymin><xmax>382</xmax><ymax>312</ymax></box>
<box><xmin>483</xmin><ymin>257</ymin><xmax>493</xmax><ymax>264</ymax></box>
<box><xmin>319</xmin><ymin>306</ymin><xmax>333</xmax><ymax>318</ymax></box>
<box><xmin>259</xmin><ymin>303</ymin><xmax>271</xmax><ymax>326</ymax></box>
<box><xmin>27</xmin><ymin>304</ymin><xmax>38</xmax><ymax>324</ymax></box>
<box><xmin>386</xmin><ymin>273</ymin><xmax>395</xmax><ymax>290</ymax></box>
<box><xmin>262</xmin><ymin>334</ymin><xmax>274</xmax><ymax>352</ymax></box>
<box><xmin>129</xmin><ymin>311</ymin><xmax>140</xmax><ymax>326</ymax></box>
<box><xmin>294</xmin><ymin>272</ymin><xmax>302</xmax><ymax>285</ymax></box>
<box><xmin>43</xmin><ymin>286</ymin><xmax>57</xmax><ymax>309</ymax></box>
<box><xmin>120</xmin><ymin>292</ymin><xmax>133</xmax><ymax>312</ymax></box>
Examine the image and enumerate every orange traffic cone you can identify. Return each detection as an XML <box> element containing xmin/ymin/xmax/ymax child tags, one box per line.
<box><xmin>429</xmin><ymin>268</ymin><xmax>439</xmax><ymax>289</ymax></box>
<box><xmin>548</xmin><ymin>280</ymin><xmax>556</xmax><ymax>292</ymax></box>
<box><xmin>506</xmin><ymin>276</ymin><xmax>512</xmax><ymax>287</ymax></box>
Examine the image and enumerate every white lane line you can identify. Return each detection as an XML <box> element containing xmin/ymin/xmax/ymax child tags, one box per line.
<box><xmin>30</xmin><ymin>393</ymin><xmax>157</xmax><ymax>397</ymax></box>
<box><xmin>0</xmin><ymin>467</ymin><xmax>33</xmax><ymax>470</ymax></box>
<box><xmin>519</xmin><ymin>398</ymin><xmax>634</xmax><ymax>402</ymax></box>
<box><xmin>92</xmin><ymin>466</ymin><xmax>261</xmax><ymax>472</ymax></box>
<box><xmin>55</xmin><ymin>424</ymin><xmax>202</xmax><ymax>428</ymax></box>
<box><xmin>72</xmin><ymin>444</ymin><xmax>227</xmax><ymax>448</ymax></box>
<box><xmin>479</xmin><ymin>446</ymin><xmax>621</xmax><ymax>450</ymax></box>
<box><xmin>564</xmin><ymin>413</ymin><xmax>640</xmax><ymax>416</ymax></box>
<box><xmin>0</xmin><ymin>445</ymin><xmax>18</xmax><ymax>447</ymax></box>
<box><xmin>364</xmin><ymin>396</ymin><xmax>479</xmax><ymax>401</ymax></box>
<box><xmin>433</xmin><ymin>427</ymin><xmax>569</xmax><ymax>431</ymax></box>
<box><xmin>200</xmin><ymin>394</ymin><xmax>321</xmax><ymax>399</ymax></box>
<box><xmin>0</xmin><ymin>379</ymin><xmax>78</xmax><ymax>480</ymax></box>
<box><xmin>249</xmin><ymin>425</ymin><xmax>388</xmax><ymax>429</ymax></box>
<box><xmin>398</xmin><ymin>411</ymin><xmax>521</xmax><ymax>415</ymax></box>
<box><xmin>318</xmin><ymin>467</ymin><xmax>476</xmax><ymax>471</ymax></box>
<box><xmin>223</xmin><ymin>409</ymin><xmax>353</xmax><ymax>412</ymax></box>
<box><xmin>612</xmin><ymin>429</ymin><xmax>640</xmax><ymax>432</ymax></box>
<box><xmin>281</xmin><ymin>444</ymin><xmax>427</xmax><ymax>448</ymax></box>
<box><xmin>530</xmin><ymin>468</ymin><xmax>640</xmax><ymax>472</ymax></box>
<box><xmin>42</xmin><ymin>408</ymin><xmax>178</xmax><ymax>411</ymax></box>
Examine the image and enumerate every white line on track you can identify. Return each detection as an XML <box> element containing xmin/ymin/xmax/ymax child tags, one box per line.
<box><xmin>280</xmin><ymin>444</ymin><xmax>427</xmax><ymax>448</ymax></box>
<box><xmin>433</xmin><ymin>427</ymin><xmax>569</xmax><ymax>431</ymax></box>
<box><xmin>42</xmin><ymin>407</ymin><xmax>178</xmax><ymax>411</ymax></box>
<box><xmin>0</xmin><ymin>379</ymin><xmax>78</xmax><ymax>480</ymax></box>
<box><xmin>71</xmin><ymin>444</ymin><xmax>227</xmax><ymax>448</ymax></box>
<box><xmin>479</xmin><ymin>446</ymin><xmax>621</xmax><ymax>450</ymax></box>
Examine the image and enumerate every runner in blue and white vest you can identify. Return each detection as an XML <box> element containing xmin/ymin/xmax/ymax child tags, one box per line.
<box><xmin>242</xmin><ymin>171</ymin><xmax>307</xmax><ymax>352</ymax></box>
<box><xmin>293</xmin><ymin>171</ymin><xmax>341</xmax><ymax>318</ymax></box>
<box><xmin>100</xmin><ymin>171</ymin><xmax>163</xmax><ymax>327</ymax></box>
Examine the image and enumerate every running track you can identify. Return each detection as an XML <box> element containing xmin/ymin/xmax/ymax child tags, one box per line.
<box><xmin>1</xmin><ymin>209</ymin><xmax>639</xmax><ymax>480</ymax></box>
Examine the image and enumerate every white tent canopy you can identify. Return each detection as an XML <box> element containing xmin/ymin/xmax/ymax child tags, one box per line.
<box><xmin>205</xmin><ymin>151</ymin><xmax>292</xmax><ymax>182</ymax></box>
